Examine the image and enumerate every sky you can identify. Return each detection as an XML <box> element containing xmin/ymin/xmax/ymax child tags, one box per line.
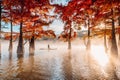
<box><xmin>2</xmin><ymin>0</ymin><xmax>71</xmax><ymax>34</ymax></box>
<box><xmin>49</xmin><ymin>19</ymin><xmax>64</xmax><ymax>34</ymax></box>
<box><xmin>2</xmin><ymin>22</ymin><xmax>19</xmax><ymax>32</ymax></box>
<box><xmin>2</xmin><ymin>19</ymin><xmax>64</xmax><ymax>34</ymax></box>
<box><xmin>50</xmin><ymin>0</ymin><xmax>70</xmax><ymax>6</ymax></box>
<box><xmin>2</xmin><ymin>16</ymin><xmax>65</xmax><ymax>35</ymax></box>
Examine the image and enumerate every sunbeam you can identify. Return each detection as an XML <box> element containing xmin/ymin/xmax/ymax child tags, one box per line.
<box><xmin>91</xmin><ymin>45</ymin><xmax>109</xmax><ymax>67</ymax></box>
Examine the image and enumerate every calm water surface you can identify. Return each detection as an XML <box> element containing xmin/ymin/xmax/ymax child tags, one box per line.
<box><xmin>0</xmin><ymin>40</ymin><xmax>120</xmax><ymax>80</ymax></box>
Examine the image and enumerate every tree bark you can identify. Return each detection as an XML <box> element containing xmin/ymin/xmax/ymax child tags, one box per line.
<box><xmin>17</xmin><ymin>0</ymin><xmax>24</xmax><ymax>58</ymax></box>
<box><xmin>68</xmin><ymin>26</ymin><xmax>72</xmax><ymax>50</ymax></box>
<box><xmin>111</xmin><ymin>18</ymin><xmax>118</xmax><ymax>56</ymax></box>
<box><xmin>29</xmin><ymin>36</ymin><xmax>35</xmax><ymax>55</ymax></box>
<box><xmin>86</xmin><ymin>19</ymin><xmax>91</xmax><ymax>51</ymax></box>
<box><xmin>17</xmin><ymin>21</ymin><xmax>24</xmax><ymax>57</ymax></box>
<box><xmin>118</xmin><ymin>17</ymin><xmax>120</xmax><ymax>41</ymax></box>
<box><xmin>104</xmin><ymin>23</ymin><xmax>107</xmax><ymax>53</ymax></box>
<box><xmin>0</xmin><ymin>2</ymin><xmax>2</xmax><ymax>57</ymax></box>
<box><xmin>9</xmin><ymin>20</ymin><xmax>13</xmax><ymax>53</ymax></box>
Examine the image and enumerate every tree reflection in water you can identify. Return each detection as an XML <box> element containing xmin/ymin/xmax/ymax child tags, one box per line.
<box><xmin>0</xmin><ymin>42</ymin><xmax>120</xmax><ymax>80</ymax></box>
<box><xmin>62</xmin><ymin>50</ymin><xmax>72</xmax><ymax>80</ymax></box>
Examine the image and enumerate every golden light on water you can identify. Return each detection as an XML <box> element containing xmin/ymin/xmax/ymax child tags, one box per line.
<box><xmin>91</xmin><ymin>45</ymin><xmax>109</xmax><ymax>67</ymax></box>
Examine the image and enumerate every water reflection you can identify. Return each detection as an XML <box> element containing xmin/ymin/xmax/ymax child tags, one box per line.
<box><xmin>62</xmin><ymin>51</ymin><xmax>72</xmax><ymax>80</ymax></box>
<box><xmin>16</xmin><ymin>57</ymin><xmax>24</xmax><ymax>79</ymax></box>
<box><xmin>0</xmin><ymin>53</ymin><xmax>1</xmax><ymax>79</ymax></box>
<box><xmin>0</xmin><ymin>42</ymin><xmax>120</xmax><ymax>80</ymax></box>
<box><xmin>88</xmin><ymin>45</ymin><xmax>119</xmax><ymax>80</ymax></box>
<box><xmin>17</xmin><ymin>53</ymin><xmax>24</xmax><ymax>59</ymax></box>
<box><xmin>9</xmin><ymin>51</ymin><xmax>12</xmax><ymax>60</ymax></box>
<box><xmin>16</xmin><ymin>55</ymin><xmax>34</xmax><ymax>80</ymax></box>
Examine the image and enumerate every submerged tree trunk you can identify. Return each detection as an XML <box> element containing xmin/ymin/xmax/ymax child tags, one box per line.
<box><xmin>68</xmin><ymin>27</ymin><xmax>72</xmax><ymax>50</ymax></box>
<box><xmin>0</xmin><ymin>2</ymin><xmax>2</xmax><ymax>56</ymax></box>
<box><xmin>29</xmin><ymin>36</ymin><xmax>35</xmax><ymax>55</ymax></box>
<box><xmin>111</xmin><ymin>18</ymin><xmax>118</xmax><ymax>56</ymax></box>
<box><xmin>9</xmin><ymin>20</ymin><xmax>13</xmax><ymax>53</ymax></box>
<box><xmin>86</xmin><ymin>19</ymin><xmax>91</xmax><ymax>51</ymax></box>
<box><xmin>104</xmin><ymin>23</ymin><xmax>107</xmax><ymax>53</ymax></box>
<box><xmin>17</xmin><ymin>21</ymin><xmax>24</xmax><ymax>57</ymax></box>
<box><xmin>118</xmin><ymin>17</ymin><xmax>120</xmax><ymax>43</ymax></box>
<box><xmin>17</xmin><ymin>0</ymin><xmax>24</xmax><ymax>58</ymax></box>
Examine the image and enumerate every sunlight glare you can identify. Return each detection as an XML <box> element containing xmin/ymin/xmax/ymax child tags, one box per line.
<box><xmin>91</xmin><ymin>45</ymin><xmax>109</xmax><ymax>67</ymax></box>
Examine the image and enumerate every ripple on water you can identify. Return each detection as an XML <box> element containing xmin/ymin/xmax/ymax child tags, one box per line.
<box><xmin>0</xmin><ymin>41</ymin><xmax>120</xmax><ymax>80</ymax></box>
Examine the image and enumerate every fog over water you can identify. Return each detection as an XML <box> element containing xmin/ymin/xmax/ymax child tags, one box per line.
<box><xmin>0</xmin><ymin>38</ymin><xmax>120</xmax><ymax>80</ymax></box>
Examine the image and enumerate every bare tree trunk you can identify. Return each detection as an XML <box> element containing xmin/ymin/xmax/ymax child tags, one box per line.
<box><xmin>17</xmin><ymin>21</ymin><xmax>24</xmax><ymax>57</ymax></box>
<box><xmin>17</xmin><ymin>0</ymin><xmax>24</xmax><ymax>58</ymax></box>
<box><xmin>118</xmin><ymin>17</ymin><xmax>120</xmax><ymax>42</ymax></box>
<box><xmin>29</xmin><ymin>36</ymin><xmax>35</xmax><ymax>55</ymax></box>
<box><xmin>104</xmin><ymin>23</ymin><xmax>107</xmax><ymax>53</ymax></box>
<box><xmin>68</xmin><ymin>27</ymin><xmax>71</xmax><ymax>50</ymax></box>
<box><xmin>0</xmin><ymin>2</ymin><xmax>2</xmax><ymax>57</ymax></box>
<box><xmin>9</xmin><ymin>20</ymin><xmax>13</xmax><ymax>53</ymax></box>
<box><xmin>86</xmin><ymin>19</ymin><xmax>91</xmax><ymax>51</ymax></box>
<box><xmin>111</xmin><ymin>18</ymin><xmax>118</xmax><ymax>57</ymax></box>
<box><xmin>29</xmin><ymin>22</ymin><xmax>35</xmax><ymax>55</ymax></box>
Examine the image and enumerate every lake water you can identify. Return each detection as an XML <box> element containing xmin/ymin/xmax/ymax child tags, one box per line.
<box><xmin>0</xmin><ymin>39</ymin><xmax>120</xmax><ymax>80</ymax></box>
